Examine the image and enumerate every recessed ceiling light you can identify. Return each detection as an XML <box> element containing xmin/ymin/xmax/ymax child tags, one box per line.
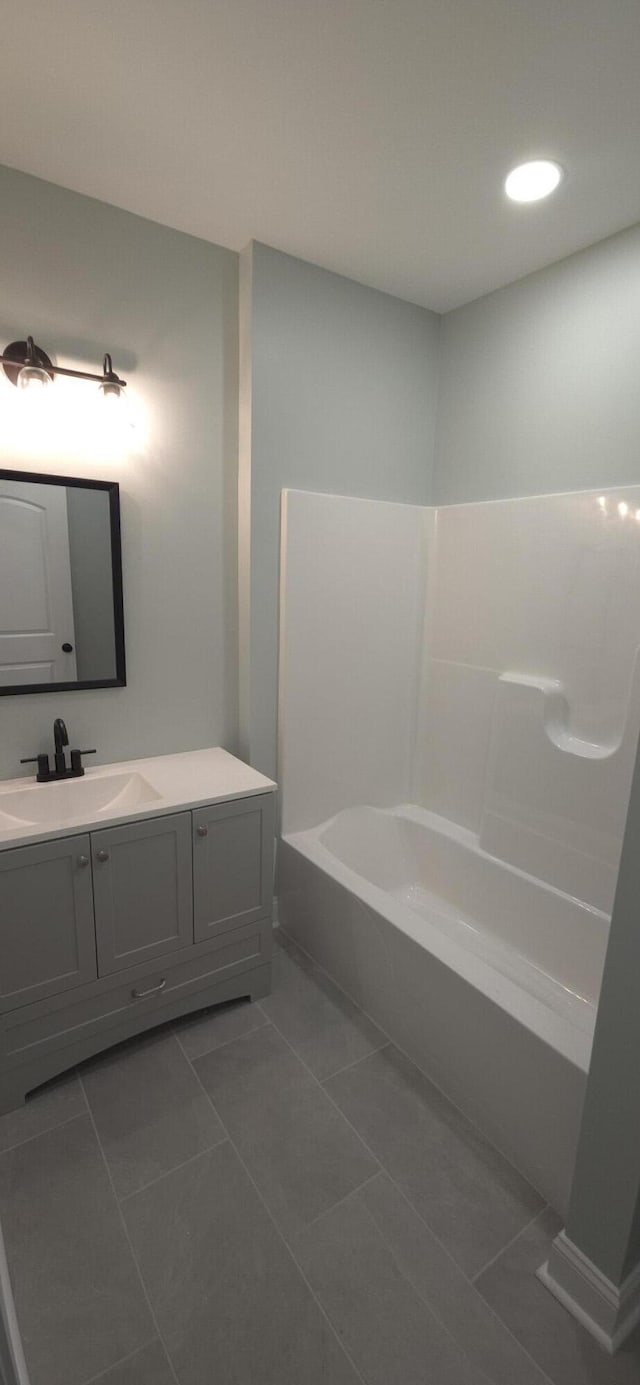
<box><xmin>504</xmin><ymin>160</ymin><xmax>563</xmax><ymax>203</ymax></box>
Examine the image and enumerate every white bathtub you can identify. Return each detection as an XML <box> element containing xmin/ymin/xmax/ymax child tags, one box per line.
<box><xmin>278</xmin><ymin>803</ymin><xmax>610</xmax><ymax>1213</ymax></box>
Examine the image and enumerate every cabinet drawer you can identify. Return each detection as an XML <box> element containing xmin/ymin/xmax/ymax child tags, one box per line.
<box><xmin>3</xmin><ymin>923</ymin><xmax>270</xmax><ymax>1065</ymax></box>
<box><xmin>193</xmin><ymin>793</ymin><xmax>275</xmax><ymax>942</ymax></box>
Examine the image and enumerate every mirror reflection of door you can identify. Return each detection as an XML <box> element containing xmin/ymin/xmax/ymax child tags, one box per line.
<box><xmin>0</xmin><ymin>479</ymin><xmax>78</xmax><ymax>686</ymax></box>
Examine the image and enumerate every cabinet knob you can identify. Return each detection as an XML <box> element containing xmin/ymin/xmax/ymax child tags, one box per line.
<box><xmin>196</xmin><ymin>824</ymin><xmax>208</xmax><ymax>838</ymax></box>
<box><xmin>96</xmin><ymin>849</ymin><xmax>110</xmax><ymax>863</ymax></box>
<box><xmin>77</xmin><ymin>855</ymin><xmax>89</xmax><ymax>868</ymax></box>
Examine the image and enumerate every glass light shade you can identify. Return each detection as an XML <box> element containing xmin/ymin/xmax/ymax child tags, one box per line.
<box><xmin>98</xmin><ymin>381</ymin><xmax>135</xmax><ymax>437</ymax></box>
<box><xmin>17</xmin><ymin>364</ymin><xmax>51</xmax><ymax>392</ymax></box>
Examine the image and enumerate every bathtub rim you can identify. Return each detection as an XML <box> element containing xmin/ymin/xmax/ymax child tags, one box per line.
<box><xmin>282</xmin><ymin>802</ymin><xmax>603</xmax><ymax>1074</ymax></box>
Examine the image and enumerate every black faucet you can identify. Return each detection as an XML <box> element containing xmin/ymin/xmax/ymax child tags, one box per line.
<box><xmin>21</xmin><ymin>721</ymin><xmax>97</xmax><ymax>783</ymax></box>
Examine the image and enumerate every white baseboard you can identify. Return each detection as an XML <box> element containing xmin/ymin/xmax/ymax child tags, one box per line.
<box><xmin>538</xmin><ymin>1230</ymin><xmax>640</xmax><ymax>1354</ymax></box>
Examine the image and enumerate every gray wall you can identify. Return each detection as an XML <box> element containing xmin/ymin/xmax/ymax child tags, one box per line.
<box><xmin>240</xmin><ymin>241</ymin><xmax>440</xmax><ymax>779</ymax></box>
<box><xmin>433</xmin><ymin>222</ymin><xmax>640</xmax><ymax>503</ymax></box>
<box><xmin>66</xmin><ymin>487</ymin><xmax>116</xmax><ymax>682</ymax></box>
<box><xmin>0</xmin><ymin>166</ymin><xmax>238</xmax><ymax>781</ymax></box>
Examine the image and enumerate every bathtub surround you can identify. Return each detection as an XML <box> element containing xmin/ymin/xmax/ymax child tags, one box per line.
<box><xmin>281</xmin><ymin>487</ymin><xmax>640</xmax><ymax>915</ymax></box>
<box><xmin>278</xmin><ymin>485</ymin><xmax>640</xmax><ymax>1211</ymax></box>
<box><xmin>419</xmin><ymin>489</ymin><xmax>640</xmax><ymax>915</ymax></box>
<box><xmin>0</xmin><ymin>165</ymin><xmax>238</xmax><ymax>780</ymax></box>
<box><xmin>278</xmin><ymin>491</ymin><xmax>430</xmax><ymax>830</ymax></box>
<box><xmin>539</xmin><ymin>729</ymin><xmax>640</xmax><ymax>1351</ymax></box>
<box><xmin>238</xmin><ymin>241</ymin><xmax>440</xmax><ymax>780</ymax></box>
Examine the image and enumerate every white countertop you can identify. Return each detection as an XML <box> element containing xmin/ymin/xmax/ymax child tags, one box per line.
<box><xmin>0</xmin><ymin>747</ymin><xmax>276</xmax><ymax>850</ymax></box>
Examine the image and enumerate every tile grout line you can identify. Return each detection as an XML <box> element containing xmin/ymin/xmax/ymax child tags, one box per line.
<box><xmin>265</xmin><ymin>940</ymin><xmax>390</xmax><ymax>1082</ymax></box>
<box><xmin>269</xmin><ymin>934</ymin><xmax>386</xmax><ymax>1068</ymax></box>
<box><xmin>278</xmin><ymin>926</ymin><xmax>547</xmax><ymax>1230</ymax></box>
<box><xmin>77</xmin><ymin>1075</ymin><xmax>182</xmax><ymax>1385</ymax></box>
<box><xmin>265</xmin><ymin>1002</ymin><xmax>550</xmax><ymax>1311</ymax></box>
<box><xmin>77</xmin><ymin>1335</ymin><xmax>160</xmax><ymax>1385</ymax></box>
<box><xmin>470</xmin><ymin>1204</ymin><xmax>553</xmax><ymax>1285</ymax></box>
<box><xmin>6</xmin><ymin>996</ymin><xmax>552</xmax><ymax>1385</ymax></box>
<box><xmin>292</xmin><ymin>1169</ymin><xmax>383</xmax><ymax>1239</ymax></box>
<box><xmin>117</xmin><ymin>1134</ymin><xmax>229</xmax><ymax>1205</ymax></box>
<box><xmin>8</xmin><ymin>1058</ymin><xmax>554</xmax><ymax>1385</ymax></box>
<box><xmin>79</xmin><ymin>982</ymin><xmax>551</xmax><ymax>1385</ymax></box>
<box><xmin>351</xmin><ymin>1195</ymin><xmax>500</xmax><ymax>1385</ymax></box>
<box><xmin>316</xmin><ymin>1041</ymin><xmax>391</xmax><ymax>1084</ymax></box>
<box><xmin>173</xmin><ymin>1028</ymin><xmax>371</xmax><ymax>1385</ymax></box>
<box><xmin>245</xmin><ymin>1009</ymin><xmax>388</xmax><ymax>1178</ymax></box>
<box><xmin>72</xmin><ymin>967</ymin><xmax>551</xmax><ymax>1385</ymax></box>
<box><xmin>169</xmin><ymin>1011</ymin><xmax>270</xmax><ymax>1061</ymax></box>
<box><xmin>0</xmin><ymin>1107</ymin><xmax>88</xmax><ymax>1159</ymax></box>
<box><xmin>268</xmin><ymin>995</ymin><xmax>556</xmax><ymax>1385</ymax></box>
<box><xmin>359</xmin><ymin>1173</ymin><xmax>556</xmax><ymax>1385</ymax></box>
<box><xmin>387</xmin><ymin>1177</ymin><xmax>557</xmax><ymax>1384</ymax></box>
<box><xmin>255</xmin><ymin>1011</ymin><xmax>550</xmax><ymax>1383</ymax></box>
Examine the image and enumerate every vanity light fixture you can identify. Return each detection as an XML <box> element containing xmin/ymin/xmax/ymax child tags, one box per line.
<box><xmin>98</xmin><ymin>354</ymin><xmax>125</xmax><ymax>404</ymax></box>
<box><xmin>504</xmin><ymin>160</ymin><xmax>563</xmax><ymax>203</ymax></box>
<box><xmin>0</xmin><ymin>336</ymin><xmax>127</xmax><ymax>400</ymax></box>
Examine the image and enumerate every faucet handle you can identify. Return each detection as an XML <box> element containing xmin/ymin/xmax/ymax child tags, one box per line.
<box><xmin>20</xmin><ymin>754</ymin><xmax>51</xmax><ymax>780</ymax></box>
<box><xmin>70</xmin><ymin>749</ymin><xmax>96</xmax><ymax>775</ymax></box>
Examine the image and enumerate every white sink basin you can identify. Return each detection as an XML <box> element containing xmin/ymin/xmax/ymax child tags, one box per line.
<box><xmin>0</xmin><ymin>772</ymin><xmax>161</xmax><ymax>828</ymax></box>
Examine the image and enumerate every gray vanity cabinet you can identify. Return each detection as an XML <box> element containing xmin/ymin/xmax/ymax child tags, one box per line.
<box><xmin>0</xmin><ymin>835</ymin><xmax>97</xmax><ymax>1010</ymax></box>
<box><xmin>92</xmin><ymin>812</ymin><xmax>194</xmax><ymax>976</ymax></box>
<box><xmin>193</xmin><ymin>793</ymin><xmax>274</xmax><ymax>942</ymax></box>
<box><xmin>0</xmin><ymin>787</ymin><xmax>274</xmax><ymax>1113</ymax></box>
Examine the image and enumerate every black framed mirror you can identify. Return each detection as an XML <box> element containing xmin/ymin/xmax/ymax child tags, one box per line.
<box><xmin>0</xmin><ymin>468</ymin><xmax>126</xmax><ymax>695</ymax></box>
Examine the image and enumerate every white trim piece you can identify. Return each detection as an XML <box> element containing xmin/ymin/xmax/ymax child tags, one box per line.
<box><xmin>0</xmin><ymin>1216</ymin><xmax>30</xmax><ymax>1385</ymax></box>
<box><xmin>537</xmin><ymin>1230</ymin><xmax>640</xmax><ymax>1354</ymax></box>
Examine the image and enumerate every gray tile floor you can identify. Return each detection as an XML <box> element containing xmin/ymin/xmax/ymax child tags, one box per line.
<box><xmin>1</xmin><ymin>928</ymin><xmax>639</xmax><ymax>1385</ymax></box>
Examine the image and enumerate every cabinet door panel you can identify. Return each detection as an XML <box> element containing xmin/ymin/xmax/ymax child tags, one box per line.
<box><xmin>0</xmin><ymin>835</ymin><xmax>96</xmax><ymax>1010</ymax></box>
<box><xmin>92</xmin><ymin>813</ymin><xmax>193</xmax><ymax>977</ymax></box>
<box><xmin>193</xmin><ymin>794</ymin><xmax>274</xmax><ymax>942</ymax></box>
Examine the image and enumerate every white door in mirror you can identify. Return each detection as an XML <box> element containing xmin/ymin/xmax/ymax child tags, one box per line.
<box><xmin>0</xmin><ymin>479</ymin><xmax>77</xmax><ymax>685</ymax></box>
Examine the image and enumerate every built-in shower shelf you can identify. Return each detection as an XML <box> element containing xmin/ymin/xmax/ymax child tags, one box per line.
<box><xmin>498</xmin><ymin>672</ymin><xmax>620</xmax><ymax>760</ymax></box>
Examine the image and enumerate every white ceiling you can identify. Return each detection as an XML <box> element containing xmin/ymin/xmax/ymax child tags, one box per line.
<box><xmin>2</xmin><ymin>0</ymin><xmax>640</xmax><ymax>311</ymax></box>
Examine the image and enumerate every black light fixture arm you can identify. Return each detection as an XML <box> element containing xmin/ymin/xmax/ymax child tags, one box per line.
<box><xmin>0</xmin><ymin>336</ymin><xmax>127</xmax><ymax>389</ymax></box>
